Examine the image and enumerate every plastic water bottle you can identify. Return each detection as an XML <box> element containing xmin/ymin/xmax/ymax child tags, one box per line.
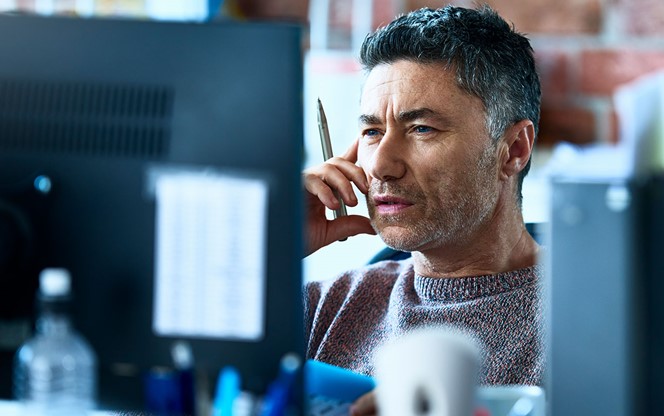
<box><xmin>13</xmin><ymin>268</ymin><xmax>97</xmax><ymax>416</ymax></box>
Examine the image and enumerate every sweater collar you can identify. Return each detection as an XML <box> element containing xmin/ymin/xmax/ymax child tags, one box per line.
<box><xmin>412</xmin><ymin>265</ymin><xmax>540</xmax><ymax>302</ymax></box>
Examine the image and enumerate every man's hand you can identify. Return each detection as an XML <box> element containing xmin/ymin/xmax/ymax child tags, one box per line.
<box><xmin>303</xmin><ymin>138</ymin><xmax>375</xmax><ymax>256</ymax></box>
<box><xmin>350</xmin><ymin>391</ymin><xmax>378</xmax><ymax>416</ymax></box>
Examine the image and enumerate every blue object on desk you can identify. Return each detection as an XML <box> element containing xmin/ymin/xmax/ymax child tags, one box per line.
<box><xmin>304</xmin><ymin>360</ymin><xmax>376</xmax><ymax>403</ymax></box>
<box><xmin>212</xmin><ymin>366</ymin><xmax>241</xmax><ymax>416</ymax></box>
<box><xmin>171</xmin><ymin>341</ymin><xmax>196</xmax><ymax>416</ymax></box>
<box><xmin>144</xmin><ymin>368</ymin><xmax>185</xmax><ymax>414</ymax></box>
<box><xmin>260</xmin><ymin>354</ymin><xmax>302</xmax><ymax>416</ymax></box>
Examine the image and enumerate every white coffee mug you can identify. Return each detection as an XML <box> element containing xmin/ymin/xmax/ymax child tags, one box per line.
<box><xmin>374</xmin><ymin>326</ymin><xmax>480</xmax><ymax>416</ymax></box>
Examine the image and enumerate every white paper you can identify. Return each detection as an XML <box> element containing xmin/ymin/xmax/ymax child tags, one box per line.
<box><xmin>152</xmin><ymin>169</ymin><xmax>268</xmax><ymax>341</ymax></box>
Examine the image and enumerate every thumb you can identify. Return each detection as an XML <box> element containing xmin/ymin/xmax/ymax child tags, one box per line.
<box><xmin>329</xmin><ymin>215</ymin><xmax>376</xmax><ymax>242</ymax></box>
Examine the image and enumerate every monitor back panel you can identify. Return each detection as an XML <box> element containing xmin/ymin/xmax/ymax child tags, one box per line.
<box><xmin>0</xmin><ymin>15</ymin><xmax>304</xmax><ymax>410</ymax></box>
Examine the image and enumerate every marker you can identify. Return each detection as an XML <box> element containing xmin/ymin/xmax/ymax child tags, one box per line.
<box><xmin>212</xmin><ymin>366</ymin><xmax>241</xmax><ymax>416</ymax></box>
<box><xmin>260</xmin><ymin>353</ymin><xmax>302</xmax><ymax>416</ymax></box>
<box><xmin>316</xmin><ymin>98</ymin><xmax>347</xmax><ymax>219</ymax></box>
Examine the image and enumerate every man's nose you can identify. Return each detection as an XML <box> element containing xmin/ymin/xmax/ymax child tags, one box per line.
<box><xmin>365</xmin><ymin>131</ymin><xmax>407</xmax><ymax>182</ymax></box>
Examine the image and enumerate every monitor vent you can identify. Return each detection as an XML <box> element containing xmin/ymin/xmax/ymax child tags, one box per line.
<box><xmin>0</xmin><ymin>80</ymin><xmax>173</xmax><ymax>158</ymax></box>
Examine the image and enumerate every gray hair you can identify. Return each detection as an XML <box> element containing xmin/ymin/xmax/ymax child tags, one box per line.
<box><xmin>360</xmin><ymin>5</ymin><xmax>541</xmax><ymax>199</ymax></box>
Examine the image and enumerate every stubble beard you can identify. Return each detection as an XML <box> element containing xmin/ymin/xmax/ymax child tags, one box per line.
<box><xmin>367</xmin><ymin>145</ymin><xmax>499</xmax><ymax>253</ymax></box>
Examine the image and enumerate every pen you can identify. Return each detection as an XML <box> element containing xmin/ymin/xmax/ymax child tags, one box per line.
<box><xmin>317</xmin><ymin>98</ymin><xmax>347</xmax><ymax>219</ymax></box>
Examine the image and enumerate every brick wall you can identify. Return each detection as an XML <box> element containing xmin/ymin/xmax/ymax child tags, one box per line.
<box><xmin>237</xmin><ymin>0</ymin><xmax>664</xmax><ymax>148</ymax></box>
<box><xmin>7</xmin><ymin>0</ymin><xmax>663</xmax><ymax>146</ymax></box>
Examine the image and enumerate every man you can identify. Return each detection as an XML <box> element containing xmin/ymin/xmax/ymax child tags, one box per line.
<box><xmin>303</xmin><ymin>5</ymin><xmax>543</xmax><ymax>414</ymax></box>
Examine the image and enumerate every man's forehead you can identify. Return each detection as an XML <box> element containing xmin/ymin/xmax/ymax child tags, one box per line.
<box><xmin>359</xmin><ymin>61</ymin><xmax>469</xmax><ymax>114</ymax></box>
<box><xmin>362</xmin><ymin>61</ymin><xmax>449</xmax><ymax>92</ymax></box>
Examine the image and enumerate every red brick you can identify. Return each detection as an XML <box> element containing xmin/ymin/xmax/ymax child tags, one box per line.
<box><xmin>237</xmin><ymin>0</ymin><xmax>400</xmax><ymax>26</ymax></box>
<box><xmin>330</xmin><ymin>0</ymin><xmax>401</xmax><ymax>30</ymax></box>
<box><xmin>580</xmin><ymin>50</ymin><xmax>664</xmax><ymax>95</ymax></box>
<box><xmin>490</xmin><ymin>0</ymin><xmax>602</xmax><ymax>34</ymax></box>
<box><xmin>404</xmin><ymin>0</ymin><xmax>602</xmax><ymax>34</ymax></box>
<box><xmin>536</xmin><ymin>49</ymin><xmax>573</xmax><ymax>99</ymax></box>
<box><xmin>16</xmin><ymin>0</ymin><xmax>36</xmax><ymax>10</ymax></box>
<box><xmin>15</xmin><ymin>0</ymin><xmax>36</xmax><ymax>10</ymax></box>
<box><xmin>373</xmin><ymin>0</ymin><xmax>401</xmax><ymax>28</ymax></box>
<box><xmin>617</xmin><ymin>0</ymin><xmax>664</xmax><ymax>36</ymax></box>
<box><xmin>329</xmin><ymin>0</ymin><xmax>353</xmax><ymax>29</ymax></box>
<box><xmin>236</xmin><ymin>0</ymin><xmax>309</xmax><ymax>21</ymax></box>
<box><xmin>538</xmin><ymin>105</ymin><xmax>597</xmax><ymax>145</ymax></box>
<box><xmin>404</xmin><ymin>0</ymin><xmax>453</xmax><ymax>12</ymax></box>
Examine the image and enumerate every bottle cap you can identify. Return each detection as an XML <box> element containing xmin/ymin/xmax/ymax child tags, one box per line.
<box><xmin>39</xmin><ymin>268</ymin><xmax>72</xmax><ymax>297</ymax></box>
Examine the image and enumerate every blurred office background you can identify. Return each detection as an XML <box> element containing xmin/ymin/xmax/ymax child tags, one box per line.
<box><xmin>297</xmin><ymin>0</ymin><xmax>664</xmax><ymax>282</ymax></box>
<box><xmin>3</xmin><ymin>0</ymin><xmax>663</xmax><ymax>282</ymax></box>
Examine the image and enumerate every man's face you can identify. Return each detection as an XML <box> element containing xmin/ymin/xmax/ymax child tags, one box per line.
<box><xmin>357</xmin><ymin>60</ymin><xmax>502</xmax><ymax>252</ymax></box>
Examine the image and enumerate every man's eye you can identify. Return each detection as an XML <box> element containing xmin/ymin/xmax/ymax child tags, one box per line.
<box><xmin>413</xmin><ymin>125</ymin><xmax>433</xmax><ymax>133</ymax></box>
<box><xmin>363</xmin><ymin>129</ymin><xmax>380</xmax><ymax>137</ymax></box>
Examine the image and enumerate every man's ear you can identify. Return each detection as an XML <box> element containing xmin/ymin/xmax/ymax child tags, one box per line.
<box><xmin>499</xmin><ymin>119</ymin><xmax>535</xmax><ymax>180</ymax></box>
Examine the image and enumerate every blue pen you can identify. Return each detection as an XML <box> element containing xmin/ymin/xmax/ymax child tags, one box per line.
<box><xmin>260</xmin><ymin>354</ymin><xmax>302</xmax><ymax>416</ymax></box>
<box><xmin>212</xmin><ymin>366</ymin><xmax>241</xmax><ymax>416</ymax></box>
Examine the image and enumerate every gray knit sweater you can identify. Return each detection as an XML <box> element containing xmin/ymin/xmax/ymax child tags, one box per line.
<box><xmin>304</xmin><ymin>258</ymin><xmax>544</xmax><ymax>385</ymax></box>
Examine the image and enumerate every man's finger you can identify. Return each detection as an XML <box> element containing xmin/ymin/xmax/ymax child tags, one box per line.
<box><xmin>350</xmin><ymin>391</ymin><xmax>378</xmax><ymax>416</ymax></box>
<box><xmin>342</xmin><ymin>137</ymin><xmax>360</xmax><ymax>163</ymax></box>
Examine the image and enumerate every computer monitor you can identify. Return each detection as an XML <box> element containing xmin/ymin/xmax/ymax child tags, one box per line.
<box><xmin>0</xmin><ymin>13</ymin><xmax>304</xmax><ymax>411</ymax></box>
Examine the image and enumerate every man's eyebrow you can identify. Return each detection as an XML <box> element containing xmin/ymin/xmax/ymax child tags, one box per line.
<box><xmin>358</xmin><ymin>114</ymin><xmax>382</xmax><ymax>125</ymax></box>
<box><xmin>397</xmin><ymin>108</ymin><xmax>446</xmax><ymax>123</ymax></box>
<box><xmin>359</xmin><ymin>108</ymin><xmax>450</xmax><ymax>126</ymax></box>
